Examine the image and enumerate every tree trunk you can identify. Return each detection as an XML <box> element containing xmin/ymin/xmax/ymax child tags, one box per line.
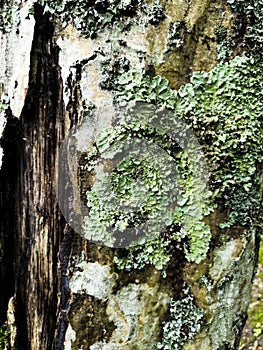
<box><xmin>0</xmin><ymin>1</ymin><xmax>262</xmax><ymax>350</ymax></box>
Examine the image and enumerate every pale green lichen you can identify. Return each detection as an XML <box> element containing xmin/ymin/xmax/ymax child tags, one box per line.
<box><xmin>114</xmin><ymin>55</ymin><xmax>263</xmax><ymax>230</ymax></box>
<box><xmin>35</xmin><ymin>0</ymin><xmax>147</xmax><ymax>38</ymax></box>
<box><xmin>157</xmin><ymin>285</ymin><xmax>205</xmax><ymax>350</ymax></box>
<box><xmin>114</xmin><ymin>236</ymin><xmax>171</xmax><ymax>271</ymax></box>
<box><xmin>87</xmin><ymin>54</ymin><xmax>263</xmax><ymax>272</ymax></box>
<box><xmin>83</xmin><ymin>100</ymin><xmax>212</xmax><ymax>268</ymax></box>
<box><xmin>0</xmin><ymin>94</ymin><xmax>9</xmax><ymax>113</ymax></box>
<box><xmin>0</xmin><ymin>1</ymin><xmax>20</xmax><ymax>32</ymax></box>
<box><xmin>226</xmin><ymin>0</ymin><xmax>263</xmax><ymax>55</ymax></box>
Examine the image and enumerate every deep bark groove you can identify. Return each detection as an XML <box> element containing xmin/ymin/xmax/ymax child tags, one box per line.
<box><xmin>0</xmin><ymin>111</ymin><xmax>20</xmax><ymax>325</ymax></box>
<box><xmin>1</xmin><ymin>6</ymin><xmax>66</xmax><ymax>349</ymax></box>
<box><xmin>54</xmin><ymin>224</ymin><xmax>73</xmax><ymax>350</ymax></box>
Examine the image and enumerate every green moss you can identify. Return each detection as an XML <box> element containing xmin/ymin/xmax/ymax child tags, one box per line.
<box><xmin>246</xmin><ymin>239</ymin><xmax>263</xmax><ymax>338</ymax></box>
<box><xmin>258</xmin><ymin>239</ymin><xmax>263</xmax><ymax>266</ymax></box>
<box><xmin>0</xmin><ymin>323</ymin><xmax>10</xmax><ymax>350</ymax></box>
<box><xmin>249</xmin><ymin>302</ymin><xmax>263</xmax><ymax>338</ymax></box>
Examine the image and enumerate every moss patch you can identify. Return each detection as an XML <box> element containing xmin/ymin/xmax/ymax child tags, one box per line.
<box><xmin>0</xmin><ymin>323</ymin><xmax>10</xmax><ymax>350</ymax></box>
<box><xmin>69</xmin><ymin>295</ymin><xmax>116</xmax><ymax>349</ymax></box>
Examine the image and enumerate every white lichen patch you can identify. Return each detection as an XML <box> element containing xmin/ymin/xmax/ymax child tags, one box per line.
<box><xmin>70</xmin><ymin>261</ymin><xmax>113</xmax><ymax>300</ymax></box>
<box><xmin>64</xmin><ymin>323</ymin><xmax>76</xmax><ymax>350</ymax></box>
<box><xmin>90</xmin><ymin>283</ymin><xmax>170</xmax><ymax>350</ymax></box>
<box><xmin>56</xmin><ymin>26</ymin><xmax>97</xmax><ymax>108</ymax></box>
<box><xmin>0</xmin><ymin>0</ymin><xmax>35</xmax><ymax>118</ymax></box>
<box><xmin>210</xmin><ymin>238</ymin><xmax>244</xmax><ymax>283</ymax></box>
<box><xmin>104</xmin><ymin>284</ymin><xmax>142</xmax><ymax>346</ymax></box>
<box><xmin>207</xmin><ymin>230</ymin><xmax>256</xmax><ymax>350</ymax></box>
<box><xmin>90</xmin><ymin>341</ymin><xmax>116</xmax><ymax>350</ymax></box>
<box><xmin>7</xmin><ymin>296</ymin><xmax>17</xmax><ymax>348</ymax></box>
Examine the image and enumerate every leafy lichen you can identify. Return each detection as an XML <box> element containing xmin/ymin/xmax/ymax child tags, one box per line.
<box><xmin>86</xmin><ymin>53</ymin><xmax>263</xmax><ymax>272</ymax></box>
<box><xmin>35</xmin><ymin>0</ymin><xmax>146</xmax><ymax>38</ymax></box>
<box><xmin>83</xmin><ymin>99</ymin><xmax>212</xmax><ymax>268</ymax></box>
<box><xmin>217</xmin><ymin>0</ymin><xmax>263</xmax><ymax>57</ymax></box>
<box><xmin>114</xmin><ymin>55</ymin><xmax>263</xmax><ymax>231</ymax></box>
<box><xmin>157</xmin><ymin>285</ymin><xmax>205</xmax><ymax>350</ymax></box>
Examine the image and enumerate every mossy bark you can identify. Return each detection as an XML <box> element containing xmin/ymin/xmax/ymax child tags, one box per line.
<box><xmin>0</xmin><ymin>1</ymin><xmax>261</xmax><ymax>350</ymax></box>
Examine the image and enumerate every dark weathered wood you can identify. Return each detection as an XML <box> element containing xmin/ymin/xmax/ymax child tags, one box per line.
<box><xmin>54</xmin><ymin>224</ymin><xmax>73</xmax><ymax>350</ymax></box>
<box><xmin>0</xmin><ymin>7</ymin><xmax>66</xmax><ymax>349</ymax></box>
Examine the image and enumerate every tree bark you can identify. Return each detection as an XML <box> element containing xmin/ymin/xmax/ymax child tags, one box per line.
<box><xmin>0</xmin><ymin>1</ymin><xmax>262</xmax><ymax>350</ymax></box>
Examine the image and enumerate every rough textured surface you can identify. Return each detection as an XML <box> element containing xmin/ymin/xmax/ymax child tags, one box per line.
<box><xmin>0</xmin><ymin>1</ymin><xmax>261</xmax><ymax>350</ymax></box>
<box><xmin>0</xmin><ymin>0</ymin><xmax>35</xmax><ymax>166</ymax></box>
<box><xmin>1</xmin><ymin>3</ymin><xmax>66</xmax><ymax>349</ymax></box>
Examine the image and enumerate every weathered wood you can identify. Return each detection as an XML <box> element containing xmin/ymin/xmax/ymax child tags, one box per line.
<box><xmin>0</xmin><ymin>1</ymin><xmax>262</xmax><ymax>350</ymax></box>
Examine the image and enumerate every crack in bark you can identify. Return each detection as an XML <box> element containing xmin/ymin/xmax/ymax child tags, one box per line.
<box><xmin>0</xmin><ymin>5</ymin><xmax>66</xmax><ymax>349</ymax></box>
<box><xmin>54</xmin><ymin>224</ymin><xmax>73</xmax><ymax>350</ymax></box>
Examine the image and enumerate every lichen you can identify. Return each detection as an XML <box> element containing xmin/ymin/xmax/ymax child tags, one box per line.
<box><xmin>70</xmin><ymin>260</ymin><xmax>114</xmax><ymax>299</ymax></box>
<box><xmin>82</xmin><ymin>99</ymin><xmax>212</xmax><ymax>267</ymax></box>
<box><xmin>0</xmin><ymin>0</ymin><xmax>20</xmax><ymax>32</ymax></box>
<box><xmin>214</xmin><ymin>0</ymin><xmax>263</xmax><ymax>58</ymax></box>
<box><xmin>89</xmin><ymin>283</ymin><xmax>170</xmax><ymax>349</ymax></box>
<box><xmin>207</xmin><ymin>229</ymin><xmax>257</xmax><ymax>350</ymax></box>
<box><xmin>35</xmin><ymin>0</ymin><xmax>146</xmax><ymax>38</ymax></box>
<box><xmin>166</xmin><ymin>21</ymin><xmax>187</xmax><ymax>51</ymax></box>
<box><xmin>178</xmin><ymin>55</ymin><xmax>263</xmax><ymax>229</ymax></box>
<box><xmin>146</xmin><ymin>0</ymin><xmax>166</xmax><ymax>26</ymax></box>
<box><xmin>82</xmin><ymin>53</ymin><xmax>263</xmax><ymax>275</ymax></box>
<box><xmin>114</xmin><ymin>236</ymin><xmax>172</xmax><ymax>271</ymax></box>
<box><xmin>64</xmin><ymin>324</ymin><xmax>76</xmax><ymax>350</ymax></box>
<box><xmin>214</xmin><ymin>24</ymin><xmax>235</xmax><ymax>60</ymax></box>
<box><xmin>157</xmin><ymin>285</ymin><xmax>205</xmax><ymax>350</ymax></box>
<box><xmin>114</xmin><ymin>55</ymin><xmax>263</xmax><ymax>230</ymax></box>
<box><xmin>0</xmin><ymin>323</ymin><xmax>10</xmax><ymax>350</ymax></box>
<box><xmin>0</xmin><ymin>94</ymin><xmax>9</xmax><ymax>113</ymax></box>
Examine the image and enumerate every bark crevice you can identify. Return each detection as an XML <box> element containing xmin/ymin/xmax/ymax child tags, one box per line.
<box><xmin>0</xmin><ymin>5</ymin><xmax>66</xmax><ymax>349</ymax></box>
